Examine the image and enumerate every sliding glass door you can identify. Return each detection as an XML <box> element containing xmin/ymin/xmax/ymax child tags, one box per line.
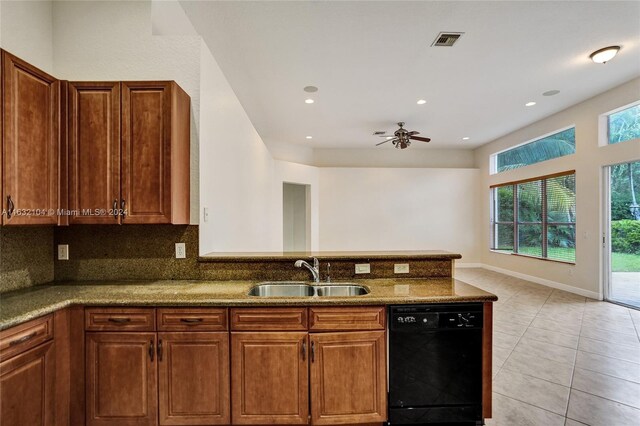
<box><xmin>605</xmin><ymin>161</ymin><xmax>640</xmax><ymax>309</ymax></box>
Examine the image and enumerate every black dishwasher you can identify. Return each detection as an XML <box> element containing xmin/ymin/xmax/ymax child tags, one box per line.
<box><xmin>388</xmin><ymin>304</ymin><xmax>483</xmax><ymax>425</ymax></box>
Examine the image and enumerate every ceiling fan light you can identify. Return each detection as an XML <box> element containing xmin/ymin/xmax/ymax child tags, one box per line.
<box><xmin>590</xmin><ymin>46</ymin><xmax>620</xmax><ymax>64</ymax></box>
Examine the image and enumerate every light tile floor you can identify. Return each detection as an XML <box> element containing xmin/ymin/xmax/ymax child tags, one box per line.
<box><xmin>455</xmin><ymin>268</ymin><xmax>640</xmax><ymax>426</ymax></box>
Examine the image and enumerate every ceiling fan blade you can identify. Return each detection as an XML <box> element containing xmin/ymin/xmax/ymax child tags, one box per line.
<box><xmin>376</xmin><ymin>138</ymin><xmax>398</xmax><ymax>146</ymax></box>
<box><xmin>409</xmin><ymin>136</ymin><xmax>431</xmax><ymax>142</ymax></box>
<box><xmin>407</xmin><ymin>131</ymin><xmax>420</xmax><ymax>135</ymax></box>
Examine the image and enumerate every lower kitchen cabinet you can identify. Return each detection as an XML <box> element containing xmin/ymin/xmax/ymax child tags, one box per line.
<box><xmin>86</xmin><ymin>332</ymin><xmax>158</xmax><ymax>426</ymax></box>
<box><xmin>310</xmin><ymin>331</ymin><xmax>387</xmax><ymax>425</ymax></box>
<box><xmin>0</xmin><ymin>341</ymin><xmax>56</xmax><ymax>425</ymax></box>
<box><xmin>158</xmin><ymin>332</ymin><xmax>230</xmax><ymax>425</ymax></box>
<box><xmin>231</xmin><ymin>332</ymin><xmax>309</xmax><ymax>425</ymax></box>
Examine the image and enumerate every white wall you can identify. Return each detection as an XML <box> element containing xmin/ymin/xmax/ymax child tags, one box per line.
<box><xmin>474</xmin><ymin>77</ymin><xmax>640</xmax><ymax>298</ymax></box>
<box><xmin>199</xmin><ymin>42</ymin><xmax>279</xmax><ymax>254</ymax></box>
<box><xmin>0</xmin><ymin>0</ymin><xmax>54</xmax><ymax>74</ymax></box>
<box><xmin>319</xmin><ymin>168</ymin><xmax>481</xmax><ymax>263</ymax></box>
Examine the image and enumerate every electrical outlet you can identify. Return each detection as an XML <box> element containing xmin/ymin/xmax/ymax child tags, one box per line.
<box><xmin>175</xmin><ymin>243</ymin><xmax>186</xmax><ymax>259</ymax></box>
<box><xmin>57</xmin><ymin>244</ymin><xmax>69</xmax><ymax>260</ymax></box>
<box><xmin>355</xmin><ymin>263</ymin><xmax>370</xmax><ymax>274</ymax></box>
<box><xmin>394</xmin><ymin>263</ymin><xmax>410</xmax><ymax>274</ymax></box>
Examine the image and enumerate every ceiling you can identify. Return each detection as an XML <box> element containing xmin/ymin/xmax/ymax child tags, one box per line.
<box><xmin>180</xmin><ymin>1</ymin><xmax>640</xmax><ymax>149</ymax></box>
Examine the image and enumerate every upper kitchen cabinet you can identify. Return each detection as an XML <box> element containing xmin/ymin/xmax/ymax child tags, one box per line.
<box><xmin>68</xmin><ymin>82</ymin><xmax>121</xmax><ymax>225</ymax></box>
<box><xmin>69</xmin><ymin>81</ymin><xmax>190</xmax><ymax>225</ymax></box>
<box><xmin>1</xmin><ymin>50</ymin><xmax>61</xmax><ymax>225</ymax></box>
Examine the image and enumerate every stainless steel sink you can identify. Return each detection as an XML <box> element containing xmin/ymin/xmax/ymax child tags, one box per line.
<box><xmin>315</xmin><ymin>285</ymin><xmax>369</xmax><ymax>297</ymax></box>
<box><xmin>247</xmin><ymin>282</ymin><xmax>369</xmax><ymax>297</ymax></box>
<box><xmin>248</xmin><ymin>282</ymin><xmax>315</xmax><ymax>297</ymax></box>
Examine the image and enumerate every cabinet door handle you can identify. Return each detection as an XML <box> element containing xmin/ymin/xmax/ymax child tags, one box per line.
<box><xmin>157</xmin><ymin>339</ymin><xmax>163</xmax><ymax>362</ymax></box>
<box><xmin>120</xmin><ymin>199</ymin><xmax>126</xmax><ymax>218</ymax></box>
<box><xmin>9</xmin><ymin>332</ymin><xmax>37</xmax><ymax>346</ymax></box>
<box><xmin>179</xmin><ymin>318</ymin><xmax>203</xmax><ymax>323</ymax></box>
<box><xmin>301</xmin><ymin>340</ymin><xmax>306</xmax><ymax>361</ymax></box>
<box><xmin>107</xmin><ymin>317</ymin><xmax>131</xmax><ymax>324</ymax></box>
<box><xmin>6</xmin><ymin>195</ymin><xmax>14</xmax><ymax>219</ymax></box>
<box><xmin>310</xmin><ymin>341</ymin><xmax>315</xmax><ymax>363</ymax></box>
<box><xmin>113</xmin><ymin>199</ymin><xmax>118</xmax><ymax>220</ymax></box>
<box><xmin>149</xmin><ymin>340</ymin><xmax>154</xmax><ymax>362</ymax></box>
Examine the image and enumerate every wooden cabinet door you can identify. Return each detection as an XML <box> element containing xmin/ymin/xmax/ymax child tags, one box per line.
<box><xmin>86</xmin><ymin>332</ymin><xmax>157</xmax><ymax>426</ymax></box>
<box><xmin>68</xmin><ymin>82</ymin><xmax>120</xmax><ymax>224</ymax></box>
<box><xmin>0</xmin><ymin>341</ymin><xmax>55</xmax><ymax>426</ymax></box>
<box><xmin>2</xmin><ymin>51</ymin><xmax>59</xmax><ymax>225</ymax></box>
<box><xmin>121</xmin><ymin>81</ymin><xmax>172</xmax><ymax>224</ymax></box>
<box><xmin>231</xmin><ymin>332</ymin><xmax>308</xmax><ymax>424</ymax></box>
<box><xmin>158</xmin><ymin>332</ymin><xmax>230</xmax><ymax>425</ymax></box>
<box><xmin>310</xmin><ymin>331</ymin><xmax>387</xmax><ymax>425</ymax></box>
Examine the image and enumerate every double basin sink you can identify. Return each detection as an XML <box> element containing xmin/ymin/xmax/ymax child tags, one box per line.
<box><xmin>248</xmin><ymin>282</ymin><xmax>369</xmax><ymax>297</ymax></box>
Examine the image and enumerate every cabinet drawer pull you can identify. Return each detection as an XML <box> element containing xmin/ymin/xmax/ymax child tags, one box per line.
<box><xmin>301</xmin><ymin>340</ymin><xmax>306</xmax><ymax>361</ymax></box>
<box><xmin>149</xmin><ymin>340</ymin><xmax>154</xmax><ymax>362</ymax></box>
<box><xmin>6</xmin><ymin>195</ymin><xmax>15</xmax><ymax>219</ymax></box>
<box><xmin>311</xmin><ymin>341</ymin><xmax>315</xmax><ymax>363</ymax></box>
<box><xmin>179</xmin><ymin>318</ymin><xmax>203</xmax><ymax>323</ymax></box>
<box><xmin>113</xmin><ymin>199</ymin><xmax>118</xmax><ymax>220</ymax></box>
<box><xmin>107</xmin><ymin>317</ymin><xmax>131</xmax><ymax>324</ymax></box>
<box><xmin>9</xmin><ymin>332</ymin><xmax>37</xmax><ymax>346</ymax></box>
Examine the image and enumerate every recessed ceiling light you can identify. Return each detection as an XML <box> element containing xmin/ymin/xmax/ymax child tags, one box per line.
<box><xmin>417</xmin><ymin>99</ymin><xmax>427</xmax><ymax>105</ymax></box>
<box><xmin>306</xmin><ymin>136</ymin><xmax>313</xmax><ymax>139</ymax></box>
<box><xmin>462</xmin><ymin>137</ymin><xmax>470</xmax><ymax>140</ymax></box>
<box><xmin>590</xmin><ymin>46</ymin><xmax>620</xmax><ymax>64</ymax></box>
<box><xmin>305</xmin><ymin>98</ymin><xmax>315</xmax><ymax>104</ymax></box>
<box><xmin>525</xmin><ymin>101</ymin><xmax>536</xmax><ymax>107</ymax></box>
<box><xmin>543</xmin><ymin>90</ymin><xmax>560</xmax><ymax>97</ymax></box>
<box><xmin>304</xmin><ymin>86</ymin><xmax>318</xmax><ymax>93</ymax></box>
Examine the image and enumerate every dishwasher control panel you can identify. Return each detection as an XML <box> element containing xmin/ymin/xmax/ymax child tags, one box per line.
<box><xmin>390</xmin><ymin>304</ymin><xmax>483</xmax><ymax>330</ymax></box>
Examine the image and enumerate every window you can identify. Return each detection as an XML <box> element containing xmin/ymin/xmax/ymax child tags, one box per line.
<box><xmin>491</xmin><ymin>171</ymin><xmax>576</xmax><ymax>263</ymax></box>
<box><xmin>608</xmin><ymin>103</ymin><xmax>640</xmax><ymax>145</ymax></box>
<box><xmin>492</xmin><ymin>127</ymin><xmax>575</xmax><ymax>174</ymax></box>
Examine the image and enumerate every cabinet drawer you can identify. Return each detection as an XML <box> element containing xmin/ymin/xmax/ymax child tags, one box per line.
<box><xmin>309</xmin><ymin>307</ymin><xmax>385</xmax><ymax>331</ymax></box>
<box><xmin>231</xmin><ymin>308</ymin><xmax>308</xmax><ymax>331</ymax></box>
<box><xmin>85</xmin><ymin>308</ymin><xmax>155</xmax><ymax>331</ymax></box>
<box><xmin>0</xmin><ymin>315</ymin><xmax>54</xmax><ymax>362</ymax></box>
<box><xmin>157</xmin><ymin>308</ymin><xmax>228</xmax><ymax>331</ymax></box>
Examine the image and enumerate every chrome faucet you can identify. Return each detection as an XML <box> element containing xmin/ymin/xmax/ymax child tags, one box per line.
<box><xmin>295</xmin><ymin>257</ymin><xmax>320</xmax><ymax>283</ymax></box>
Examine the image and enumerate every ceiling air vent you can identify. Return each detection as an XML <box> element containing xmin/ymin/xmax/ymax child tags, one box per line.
<box><xmin>432</xmin><ymin>32</ymin><xmax>464</xmax><ymax>47</ymax></box>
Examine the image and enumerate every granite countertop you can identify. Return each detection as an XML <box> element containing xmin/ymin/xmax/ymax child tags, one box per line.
<box><xmin>0</xmin><ymin>278</ymin><xmax>497</xmax><ymax>330</ymax></box>
<box><xmin>199</xmin><ymin>250</ymin><xmax>463</xmax><ymax>262</ymax></box>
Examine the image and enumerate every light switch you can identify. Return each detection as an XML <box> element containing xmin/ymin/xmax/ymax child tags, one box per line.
<box><xmin>394</xmin><ymin>263</ymin><xmax>410</xmax><ymax>274</ymax></box>
<box><xmin>355</xmin><ymin>264</ymin><xmax>370</xmax><ymax>274</ymax></box>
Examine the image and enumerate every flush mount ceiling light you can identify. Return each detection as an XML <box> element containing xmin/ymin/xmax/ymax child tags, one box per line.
<box><xmin>304</xmin><ymin>86</ymin><xmax>318</xmax><ymax>93</ymax></box>
<box><xmin>525</xmin><ymin>101</ymin><xmax>536</xmax><ymax>107</ymax></box>
<box><xmin>306</xmin><ymin>136</ymin><xmax>313</xmax><ymax>139</ymax></box>
<box><xmin>304</xmin><ymin>98</ymin><xmax>315</xmax><ymax>104</ymax></box>
<box><xmin>462</xmin><ymin>137</ymin><xmax>470</xmax><ymax>140</ymax></box>
<box><xmin>590</xmin><ymin>46</ymin><xmax>620</xmax><ymax>64</ymax></box>
<box><xmin>417</xmin><ymin>99</ymin><xmax>427</xmax><ymax>105</ymax></box>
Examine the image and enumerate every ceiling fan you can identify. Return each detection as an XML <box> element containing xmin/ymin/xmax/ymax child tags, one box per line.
<box><xmin>375</xmin><ymin>122</ymin><xmax>431</xmax><ymax>149</ymax></box>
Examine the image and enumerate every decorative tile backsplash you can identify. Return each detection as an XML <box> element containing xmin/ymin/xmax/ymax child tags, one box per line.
<box><xmin>0</xmin><ymin>226</ymin><xmax>55</xmax><ymax>293</ymax></box>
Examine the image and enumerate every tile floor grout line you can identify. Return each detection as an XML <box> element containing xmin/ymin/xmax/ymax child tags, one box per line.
<box><xmin>572</xmin><ymin>363</ymin><xmax>640</xmax><ymax>384</ymax></box>
<box><xmin>568</xmin><ymin>387</ymin><xmax>640</xmax><ymax>412</ymax></box>
<box><xmin>499</xmin><ymin>365</ymin><xmax>573</xmax><ymax>388</ymax></box>
<box><xmin>491</xmin><ymin>389</ymin><xmax>569</xmax><ymax>418</ymax></box>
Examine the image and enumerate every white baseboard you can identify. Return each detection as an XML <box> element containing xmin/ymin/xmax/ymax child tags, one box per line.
<box><xmin>455</xmin><ymin>263</ymin><xmax>483</xmax><ymax>268</ymax></box>
<box><xmin>476</xmin><ymin>264</ymin><xmax>602</xmax><ymax>300</ymax></box>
